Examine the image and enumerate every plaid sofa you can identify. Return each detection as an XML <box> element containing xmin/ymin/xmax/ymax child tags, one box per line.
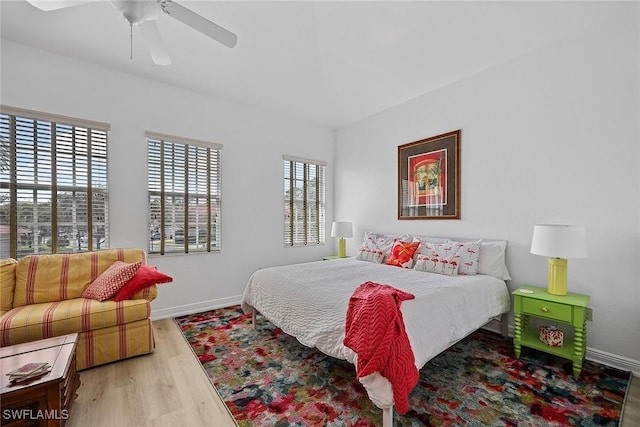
<box><xmin>0</xmin><ymin>249</ymin><xmax>157</xmax><ymax>370</ymax></box>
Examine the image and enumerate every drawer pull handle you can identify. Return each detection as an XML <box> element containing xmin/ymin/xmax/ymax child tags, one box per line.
<box><xmin>541</xmin><ymin>307</ymin><xmax>549</xmax><ymax>312</ymax></box>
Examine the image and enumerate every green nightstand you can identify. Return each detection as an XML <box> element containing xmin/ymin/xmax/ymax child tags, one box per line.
<box><xmin>512</xmin><ymin>285</ymin><xmax>590</xmax><ymax>378</ymax></box>
<box><xmin>322</xmin><ymin>256</ymin><xmax>342</xmax><ymax>260</ymax></box>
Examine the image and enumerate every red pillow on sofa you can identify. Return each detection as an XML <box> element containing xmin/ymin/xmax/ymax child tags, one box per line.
<box><xmin>113</xmin><ymin>265</ymin><xmax>172</xmax><ymax>302</ymax></box>
<box><xmin>82</xmin><ymin>261</ymin><xmax>142</xmax><ymax>301</ymax></box>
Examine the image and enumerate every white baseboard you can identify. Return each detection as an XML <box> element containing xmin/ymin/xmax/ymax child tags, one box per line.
<box><xmin>151</xmin><ymin>295</ymin><xmax>243</xmax><ymax>320</ymax></box>
<box><xmin>586</xmin><ymin>348</ymin><xmax>640</xmax><ymax>377</ymax></box>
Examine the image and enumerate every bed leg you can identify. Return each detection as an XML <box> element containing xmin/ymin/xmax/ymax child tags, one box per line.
<box><xmin>501</xmin><ymin>312</ymin><xmax>509</xmax><ymax>337</ymax></box>
<box><xmin>382</xmin><ymin>406</ymin><xmax>393</xmax><ymax>427</ymax></box>
<box><xmin>252</xmin><ymin>307</ymin><xmax>257</xmax><ymax>329</ymax></box>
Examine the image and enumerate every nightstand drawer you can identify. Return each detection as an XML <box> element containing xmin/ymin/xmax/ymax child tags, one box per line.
<box><xmin>521</xmin><ymin>299</ymin><xmax>572</xmax><ymax>322</ymax></box>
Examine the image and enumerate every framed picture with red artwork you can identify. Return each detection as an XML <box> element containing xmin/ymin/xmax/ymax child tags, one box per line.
<box><xmin>398</xmin><ymin>130</ymin><xmax>460</xmax><ymax>220</ymax></box>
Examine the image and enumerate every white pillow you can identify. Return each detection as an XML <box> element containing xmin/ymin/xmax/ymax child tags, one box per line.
<box><xmin>477</xmin><ymin>240</ymin><xmax>511</xmax><ymax>280</ymax></box>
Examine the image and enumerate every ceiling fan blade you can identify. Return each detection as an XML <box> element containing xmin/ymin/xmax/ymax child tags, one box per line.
<box><xmin>25</xmin><ymin>0</ymin><xmax>101</xmax><ymax>12</ymax></box>
<box><xmin>137</xmin><ymin>20</ymin><xmax>171</xmax><ymax>65</ymax></box>
<box><xmin>161</xmin><ymin>1</ymin><xmax>237</xmax><ymax>48</ymax></box>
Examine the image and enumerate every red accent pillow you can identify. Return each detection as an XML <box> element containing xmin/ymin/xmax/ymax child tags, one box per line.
<box><xmin>82</xmin><ymin>261</ymin><xmax>142</xmax><ymax>301</ymax></box>
<box><xmin>385</xmin><ymin>240</ymin><xmax>420</xmax><ymax>268</ymax></box>
<box><xmin>113</xmin><ymin>265</ymin><xmax>173</xmax><ymax>301</ymax></box>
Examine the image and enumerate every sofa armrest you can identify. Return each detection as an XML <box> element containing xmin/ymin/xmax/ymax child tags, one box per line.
<box><xmin>130</xmin><ymin>285</ymin><xmax>158</xmax><ymax>302</ymax></box>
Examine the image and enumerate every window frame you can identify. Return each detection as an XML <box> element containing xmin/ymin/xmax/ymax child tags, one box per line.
<box><xmin>146</xmin><ymin>131</ymin><xmax>222</xmax><ymax>256</ymax></box>
<box><xmin>283</xmin><ymin>155</ymin><xmax>326</xmax><ymax>247</ymax></box>
<box><xmin>0</xmin><ymin>105</ymin><xmax>110</xmax><ymax>259</ymax></box>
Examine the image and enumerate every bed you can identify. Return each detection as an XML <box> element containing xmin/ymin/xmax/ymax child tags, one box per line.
<box><xmin>241</xmin><ymin>234</ymin><xmax>511</xmax><ymax>426</ymax></box>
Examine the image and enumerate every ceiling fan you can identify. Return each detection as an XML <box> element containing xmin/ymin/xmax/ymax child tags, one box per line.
<box><xmin>25</xmin><ymin>0</ymin><xmax>238</xmax><ymax>66</ymax></box>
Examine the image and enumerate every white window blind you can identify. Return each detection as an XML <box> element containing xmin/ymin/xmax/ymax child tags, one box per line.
<box><xmin>147</xmin><ymin>132</ymin><xmax>222</xmax><ymax>255</ymax></box>
<box><xmin>283</xmin><ymin>156</ymin><xmax>326</xmax><ymax>246</ymax></box>
<box><xmin>0</xmin><ymin>106</ymin><xmax>110</xmax><ymax>258</ymax></box>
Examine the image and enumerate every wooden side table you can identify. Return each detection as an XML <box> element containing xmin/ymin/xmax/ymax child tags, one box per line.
<box><xmin>513</xmin><ymin>285</ymin><xmax>590</xmax><ymax>378</ymax></box>
<box><xmin>1</xmin><ymin>334</ymin><xmax>81</xmax><ymax>426</ymax></box>
<box><xmin>322</xmin><ymin>255</ymin><xmax>342</xmax><ymax>260</ymax></box>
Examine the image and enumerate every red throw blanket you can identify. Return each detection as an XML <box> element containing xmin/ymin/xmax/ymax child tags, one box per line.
<box><xmin>343</xmin><ymin>281</ymin><xmax>419</xmax><ymax>415</ymax></box>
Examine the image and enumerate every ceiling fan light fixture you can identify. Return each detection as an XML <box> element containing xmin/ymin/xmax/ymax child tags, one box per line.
<box><xmin>111</xmin><ymin>0</ymin><xmax>160</xmax><ymax>25</ymax></box>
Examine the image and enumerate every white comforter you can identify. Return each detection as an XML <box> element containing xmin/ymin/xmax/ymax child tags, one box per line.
<box><xmin>241</xmin><ymin>258</ymin><xmax>510</xmax><ymax>409</ymax></box>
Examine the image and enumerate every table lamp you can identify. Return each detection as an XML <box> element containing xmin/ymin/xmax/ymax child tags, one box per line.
<box><xmin>530</xmin><ymin>224</ymin><xmax>587</xmax><ymax>295</ymax></box>
<box><xmin>331</xmin><ymin>221</ymin><xmax>353</xmax><ymax>258</ymax></box>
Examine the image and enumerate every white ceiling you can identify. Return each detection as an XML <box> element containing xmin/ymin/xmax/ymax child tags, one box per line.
<box><xmin>0</xmin><ymin>1</ymin><xmax>618</xmax><ymax>129</ymax></box>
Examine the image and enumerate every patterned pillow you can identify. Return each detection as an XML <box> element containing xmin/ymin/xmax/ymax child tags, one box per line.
<box><xmin>419</xmin><ymin>241</ymin><xmax>458</xmax><ymax>259</ymax></box>
<box><xmin>82</xmin><ymin>261</ymin><xmax>142</xmax><ymax>301</ymax></box>
<box><xmin>385</xmin><ymin>239</ymin><xmax>420</xmax><ymax>269</ymax></box>
<box><xmin>449</xmin><ymin>240</ymin><xmax>481</xmax><ymax>275</ymax></box>
<box><xmin>414</xmin><ymin>236</ymin><xmax>451</xmax><ymax>255</ymax></box>
<box><xmin>355</xmin><ymin>247</ymin><xmax>386</xmax><ymax>263</ymax></box>
<box><xmin>418</xmin><ymin>240</ymin><xmax>480</xmax><ymax>275</ymax></box>
<box><xmin>113</xmin><ymin>265</ymin><xmax>172</xmax><ymax>302</ymax></box>
<box><xmin>358</xmin><ymin>232</ymin><xmax>412</xmax><ymax>262</ymax></box>
<box><xmin>414</xmin><ymin>254</ymin><xmax>460</xmax><ymax>276</ymax></box>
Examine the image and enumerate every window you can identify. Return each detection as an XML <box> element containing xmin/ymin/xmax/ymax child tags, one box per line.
<box><xmin>147</xmin><ymin>132</ymin><xmax>222</xmax><ymax>255</ymax></box>
<box><xmin>0</xmin><ymin>106</ymin><xmax>110</xmax><ymax>258</ymax></box>
<box><xmin>283</xmin><ymin>156</ymin><xmax>326</xmax><ymax>246</ymax></box>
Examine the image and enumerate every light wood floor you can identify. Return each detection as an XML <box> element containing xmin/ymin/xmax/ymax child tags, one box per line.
<box><xmin>68</xmin><ymin>319</ymin><xmax>237</xmax><ymax>427</ymax></box>
<box><xmin>68</xmin><ymin>318</ymin><xmax>639</xmax><ymax>427</ymax></box>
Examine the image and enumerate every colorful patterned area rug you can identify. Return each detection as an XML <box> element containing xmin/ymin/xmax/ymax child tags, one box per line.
<box><xmin>175</xmin><ymin>306</ymin><xmax>631</xmax><ymax>427</ymax></box>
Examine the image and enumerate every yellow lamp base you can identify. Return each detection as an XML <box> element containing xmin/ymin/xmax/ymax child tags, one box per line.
<box><xmin>338</xmin><ymin>238</ymin><xmax>347</xmax><ymax>258</ymax></box>
<box><xmin>547</xmin><ymin>258</ymin><xmax>568</xmax><ymax>295</ymax></box>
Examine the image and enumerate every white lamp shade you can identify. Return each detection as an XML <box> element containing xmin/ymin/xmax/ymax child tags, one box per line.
<box><xmin>331</xmin><ymin>221</ymin><xmax>353</xmax><ymax>238</ymax></box>
<box><xmin>530</xmin><ymin>224</ymin><xmax>587</xmax><ymax>259</ymax></box>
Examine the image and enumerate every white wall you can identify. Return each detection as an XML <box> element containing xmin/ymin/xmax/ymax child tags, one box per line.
<box><xmin>2</xmin><ymin>3</ymin><xmax>638</xmax><ymax>371</ymax></box>
<box><xmin>1</xmin><ymin>40</ymin><xmax>335</xmax><ymax>318</ymax></box>
<box><xmin>335</xmin><ymin>6</ymin><xmax>640</xmax><ymax>367</ymax></box>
